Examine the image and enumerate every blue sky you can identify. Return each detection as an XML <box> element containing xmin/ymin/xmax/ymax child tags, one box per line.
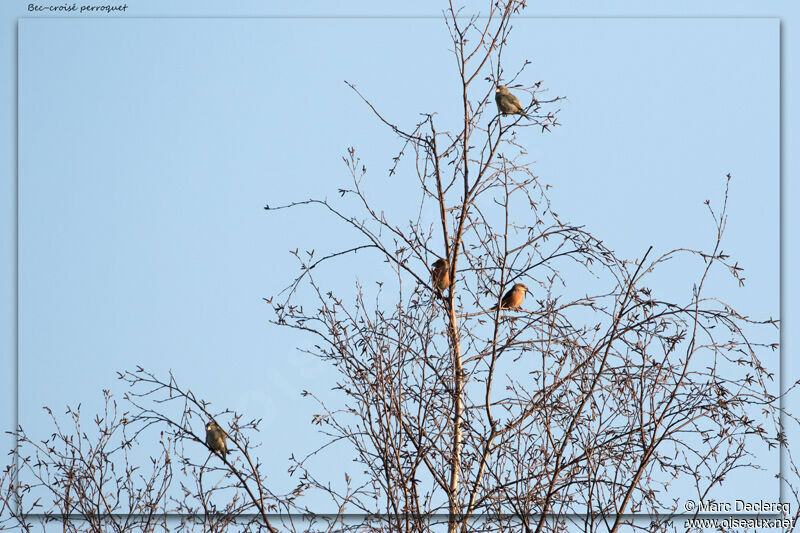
<box><xmin>0</xmin><ymin>0</ymin><xmax>794</xmax><ymax>515</ymax></box>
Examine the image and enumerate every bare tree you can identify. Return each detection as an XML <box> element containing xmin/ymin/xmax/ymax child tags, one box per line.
<box><xmin>1</xmin><ymin>370</ymin><xmax>325</xmax><ymax>532</ymax></box>
<box><xmin>264</xmin><ymin>1</ymin><xmax>792</xmax><ymax>532</ymax></box>
<box><xmin>1</xmin><ymin>388</ymin><xmax>174</xmax><ymax>532</ymax></box>
<box><xmin>1</xmin><ymin>1</ymin><xmax>796</xmax><ymax>532</ymax></box>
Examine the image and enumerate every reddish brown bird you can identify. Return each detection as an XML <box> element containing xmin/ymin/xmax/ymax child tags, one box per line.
<box><xmin>431</xmin><ymin>258</ymin><xmax>452</xmax><ymax>293</ymax></box>
<box><xmin>493</xmin><ymin>283</ymin><xmax>528</xmax><ymax>310</ymax></box>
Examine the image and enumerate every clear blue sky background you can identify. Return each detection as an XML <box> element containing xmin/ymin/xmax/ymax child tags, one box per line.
<box><xmin>0</xmin><ymin>0</ymin><xmax>794</xmax><ymax>515</ymax></box>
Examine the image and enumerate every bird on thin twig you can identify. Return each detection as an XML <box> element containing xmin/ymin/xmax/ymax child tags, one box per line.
<box><xmin>205</xmin><ymin>420</ymin><xmax>229</xmax><ymax>456</ymax></box>
<box><xmin>492</xmin><ymin>283</ymin><xmax>529</xmax><ymax>311</ymax></box>
<box><xmin>495</xmin><ymin>85</ymin><xmax>528</xmax><ymax>118</ymax></box>
<box><xmin>431</xmin><ymin>258</ymin><xmax>452</xmax><ymax>294</ymax></box>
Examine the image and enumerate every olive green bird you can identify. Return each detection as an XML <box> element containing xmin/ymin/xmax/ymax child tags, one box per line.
<box><xmin>495</xmin><ymin>85</ymin><xmax>527</xmax><ymax>118</ymax></box>
<box><xmin>205</xmin><ymin>420</ymin><xmax>229</xmax><ymax>456</ymax></box>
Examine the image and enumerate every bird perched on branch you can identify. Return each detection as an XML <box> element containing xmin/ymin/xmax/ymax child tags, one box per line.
<box><xmin>492</xmin><ymin>283</ymin><xmax>528</xmax><ymax>310</ymax></box>
<box><xmin>205</xmin><ymin>420</ymin><xmax>228</xmax><ymax>456</ymax></box>
<box><xmin>431</xmin><ymin>258</ymin><xmax>452</xmax><ymax>294</ymax></box>
<box><xmin>495</xmin><ymin>85</ymin><xmax>527</xmax><ymax>118</ymax></box>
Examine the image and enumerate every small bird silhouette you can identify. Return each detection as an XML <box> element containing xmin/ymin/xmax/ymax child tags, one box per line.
<box><xmin>205</xmin><ymin>420</ymin><xmax>228</xmax><ymax>456</ymax></box>
<box><xmin>495</xmin><ymin>85</ymin><xmax>527</xmax><ymax>118</ymax></box>
<box><xmin>492</xmin><ymin>283</ymin><xmax>528</xmax><ymax>310</ymax></box>
<box><xmin>431</xmin><ymin>258</ymin><xmax>452</xmax><ymax>293</ymax></box>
